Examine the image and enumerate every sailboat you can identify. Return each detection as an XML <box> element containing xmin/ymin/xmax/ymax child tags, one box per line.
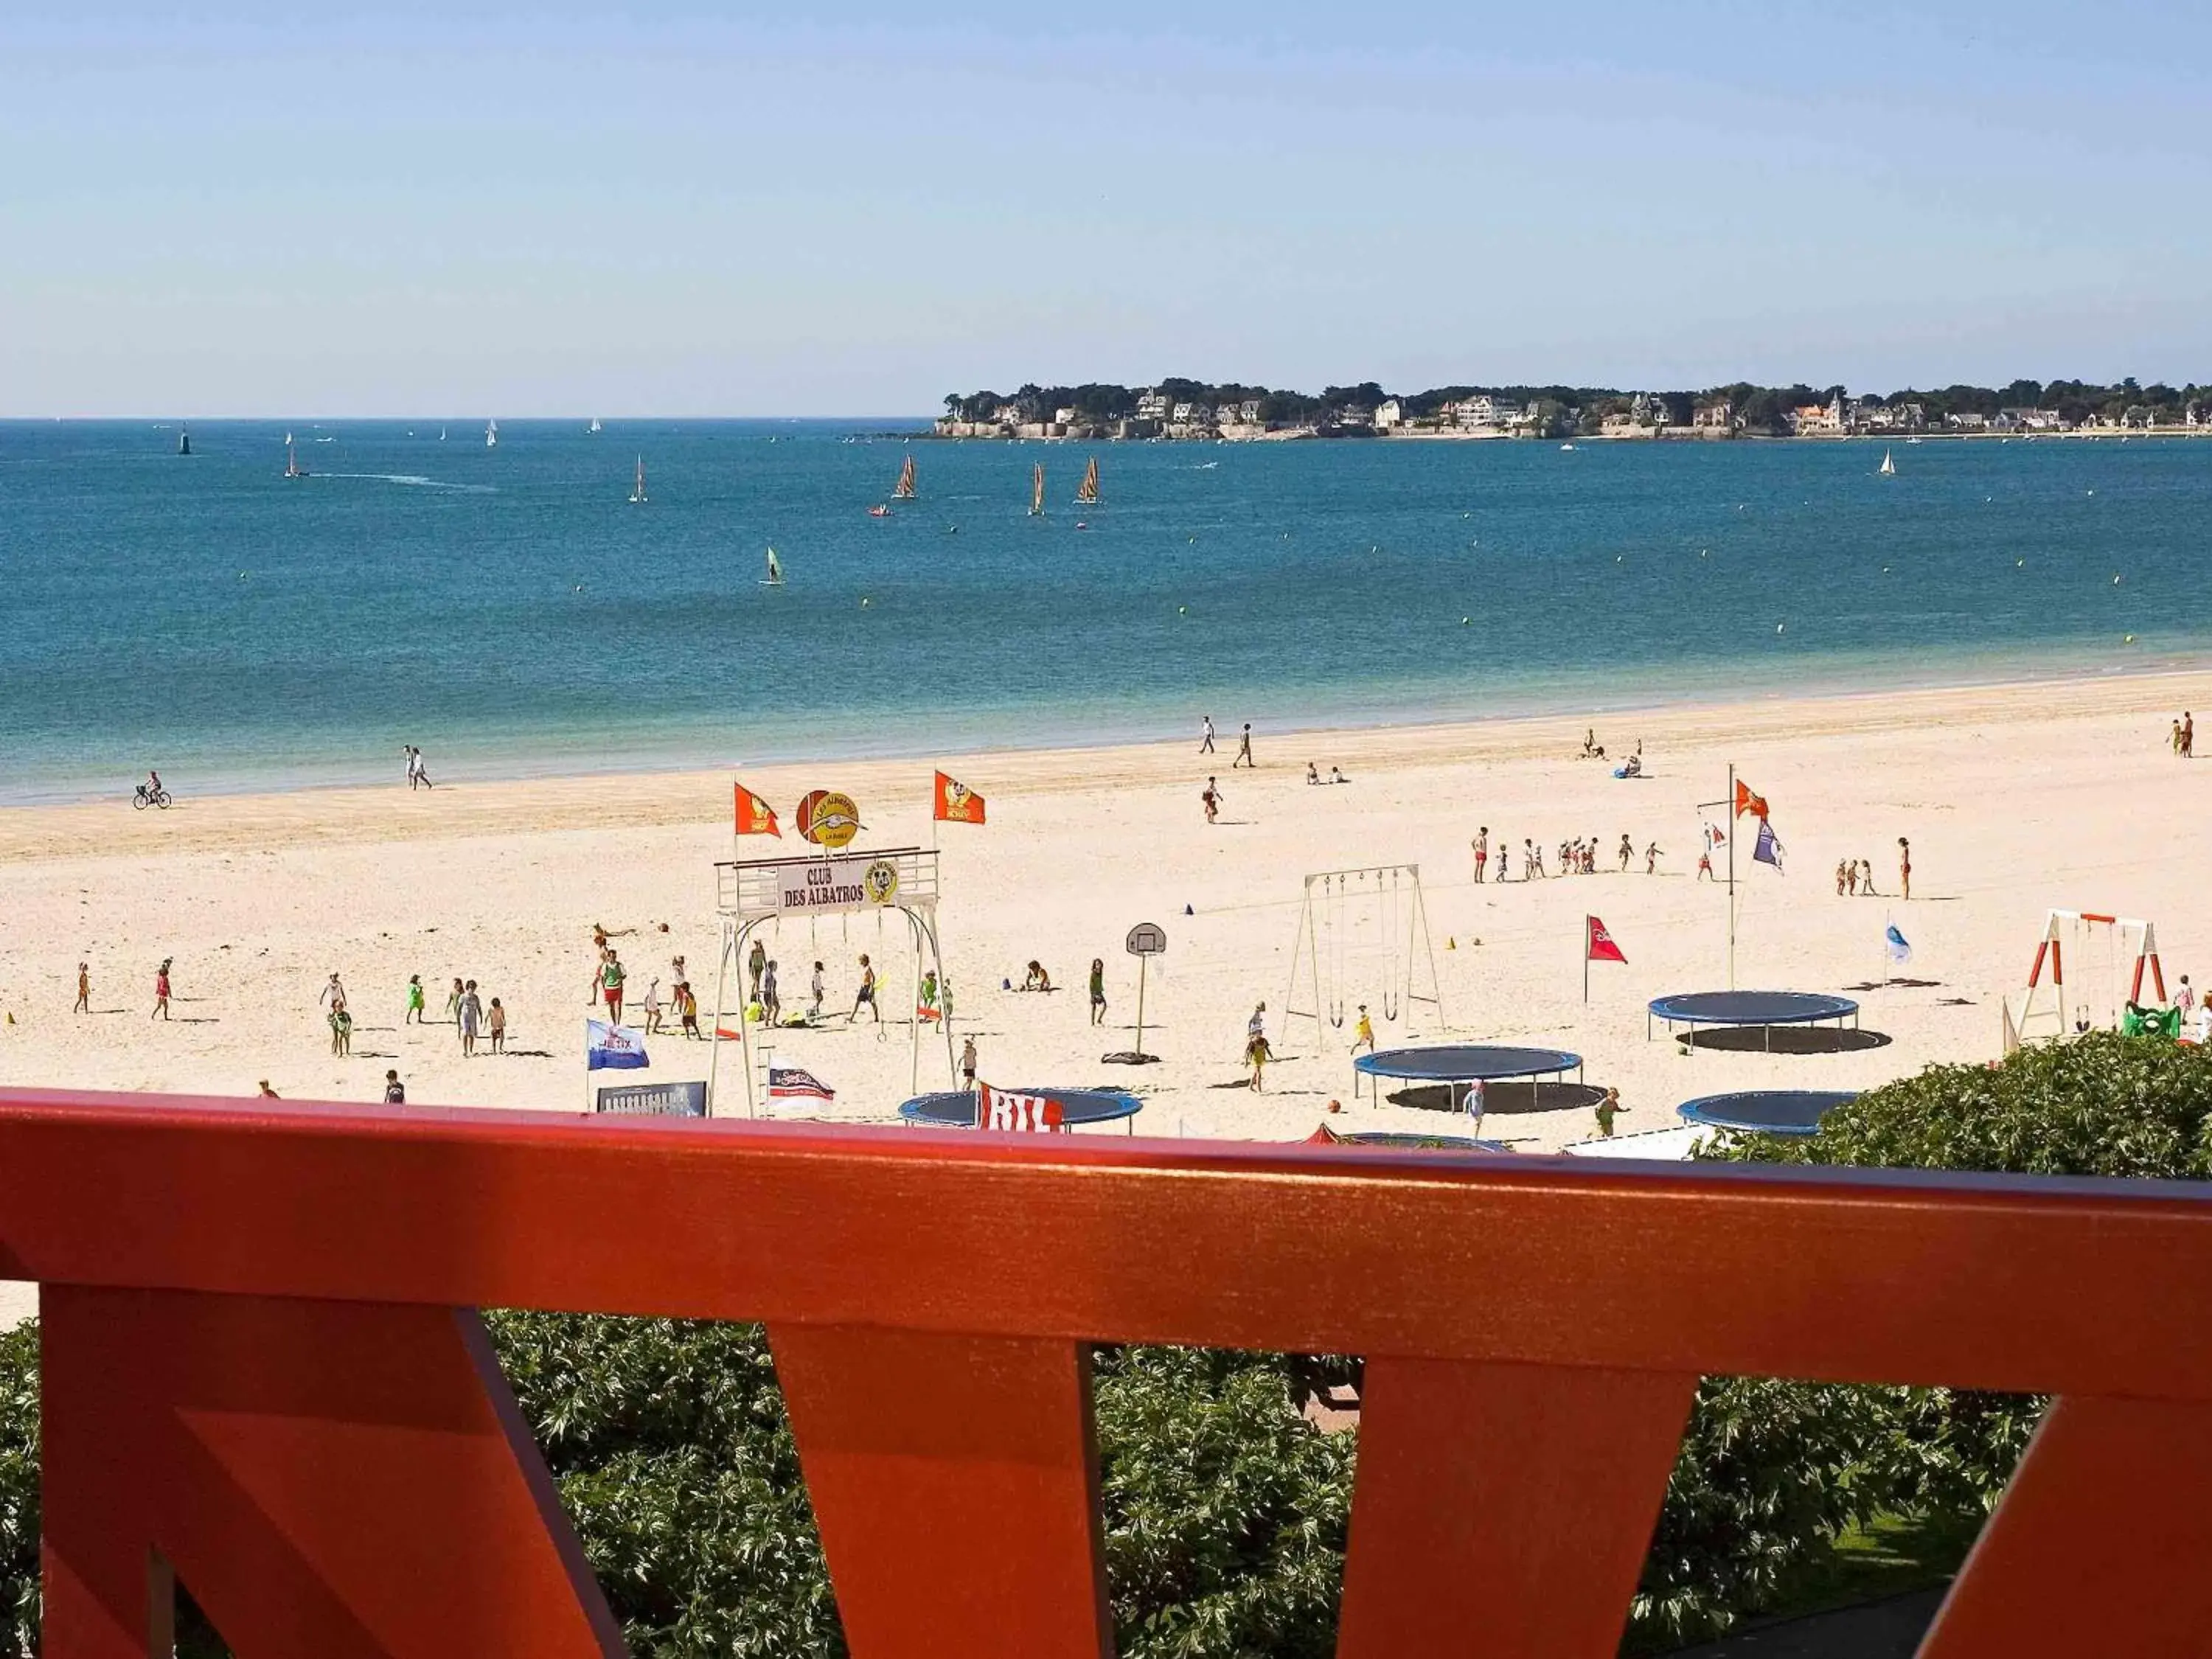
<box><xmin>485</xmin><ymin>419</ymin><xmax>498</xmax><ymax>449</ymax></box>
<box><xmin>283</xmin><ymin>437</ymin><xmax>307</xmax><ymax>480</ymax></box>
<box><xmin>1074</xmin><ymin>456</ymin><xmax>1100</xmax><ymax>506</ymax></box>
<box><xmin>1029</xmin><ymin>463</ymin><xmax>1046</xmax><ymax>516</ymax></box>
<box><xmin>1879</xmin><ymin>448</ymin><xmax>1896</xmax><ymax>476</ymax></box>
<box><xmin>762</xmin><ymin>546</ymin><xmax>785</xmax><ymax>587</ymax></box>
<box><xmin>892</xmin><ymin>454</ymin><xmax>918</xmax><ymax>500</ymax></box>
<box><xmin>176</xmin><ymin>426</ymin><xmax>191</xmax><ymax>456</ymax></box>
<box><xmin>629</xmin><ymin>456</ymin><xmax>647</xmax><ymax>504</ymax></box>
<box><xmin>588</xmin><ymin>417</ymin><xmax>602</xmax><ymax>434</ymax></box>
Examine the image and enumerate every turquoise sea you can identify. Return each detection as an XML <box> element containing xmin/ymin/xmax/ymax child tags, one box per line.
<box><xmin>1</xmin><ymin>420</ymin><xmax>2205</xmax><ymax>805</ymax></box>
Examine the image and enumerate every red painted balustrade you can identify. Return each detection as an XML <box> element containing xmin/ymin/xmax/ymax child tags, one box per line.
<box><xmin>4</xmin><ymin>1087</ymin><xmax>2212</xmax><ymax>1657</ymax></box>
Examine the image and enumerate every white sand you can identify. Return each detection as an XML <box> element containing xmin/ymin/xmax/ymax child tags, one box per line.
<box><xmin>2</xmin><ymin>672</ymin><xmax>2207</xmax><ymax>1244</ymax></box>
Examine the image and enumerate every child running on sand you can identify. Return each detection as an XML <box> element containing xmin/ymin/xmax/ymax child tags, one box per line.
<box><xmin>152</xmin><ymin>959</ymin><xmax>171</xmax><ymax>1020</ymax></box>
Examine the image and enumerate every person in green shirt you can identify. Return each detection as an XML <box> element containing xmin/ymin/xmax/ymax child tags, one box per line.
<box><xmin>1088</xmin><ymin>958</ymin><xmax>1106</xmax><ymax>1026</ymax></box>
<box><xmin>601</xmin><ymin>951</ymin><xmax>627</xmax><ymax>1022</ymax></box>
<box><xmin>404</xmin><ymin>974</ymin><xmax>426</xmax><ymax>1025</ymax></box>
<box><xmin>1594</xmin><ymin>1088</ymin><xmax>1621</xmax><ymax>1138</ymax></box>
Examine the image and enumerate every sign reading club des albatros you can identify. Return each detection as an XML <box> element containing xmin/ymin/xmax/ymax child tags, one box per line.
<box><xmin>773</xmin><ymin>852</ymin><xmax>903</xmax><ymax>915</ymax></box>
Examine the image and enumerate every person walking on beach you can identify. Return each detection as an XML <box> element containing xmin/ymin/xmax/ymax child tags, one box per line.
<box><xmin>319</xmin><ymin>972</ymin><xmax>348</xmax><ymax>1019</ymax></box>
<box><xmin>1835</xmin><ymin>860</ymin><xmax>1848</xmax><ymax>897</ymax></box>
<box><xmin>676</xmin><ymin>981</ymin><xmax>700</xmax><ymax>1039</ymax></box>
<box><xmin>1202</xmin><ymin>776</ymin><xmax>1222</xmax><ymax>825</ymax></box>
<box><xmin>403</xmin><ymin>746</ymin><xmax>418</xmax><ymax>790</ymax></box>
<box><xmin>383</xmin><ymin>1069</ymin><xmax>406</xmax><ymax>1105</ymax></box>
<box><xmin>1859</xmin><ymin>859</ymin><xmax>1879</xmax><ymax>897</ymax></box>
<box><xmin>1245</xmin><ymin>1027</ymin><xmax>1273</xmax><ymax>1091</ymax></box>
<box><xmin>1233</xmin><ymin>723</ymin><xmax>1254</xmax><ymax>769</ymax></box>
<box><xmin>404</xmin><ymin>973</ymin><xmax>425</xmax><ymax>1024</ymax></box>
<box><xmin>1897</xmin><ymin>838</ymin><xmax>1912</xmax><ymax>901</ymax></box>
<box><xmin>2184</xmin><ymin>712</ymin><xmax>2195</xmax><ymax>759</ymax></box>
<box><xmin>458</xmin><ymin>980</ymin><xmax>483</xmax><ymax>1057</ymax></box>
<box><xmin>1618</xmin><ymin>833</ymin><xmax>1633</xmax><ymax>873</ymax></box>
<box><xmin>2173</xmin><ymin>719</ymin><xmax>2186</xmax><ymax>757</ymax></box>
<box><xmin>747</xmin><ymin>939</ymin><xmax>768</xmax><ymax>1002</ymax></box>
<box><xmin>1200</xmin><ymin>715</ymin><xmax>1215</xmax><ymax>754</ymax></box>
<box><xmin>961</xmin><ymin>1035</ymin><xmax>978</xmax><ymax>1091</ymax></box>
<box><xmin>643</xmin><ymin>976</ymin><xmax>664</xmax><ymax>1034</ymax></box>
<box><xmin>1595</xmin><ymin>1088</ymin><xmax>1621</xmax><ymax>1138</ymax></box>
<box><xmin>1352</xmin><ymin>1004</ymin><xmax>1375</xmax><ymax>1055</ymax></box>
<box><xmin>74</xmin><ymin>962</ymin><xmax>89</xmax><ymax>1014</ymax></box>
<box><xmin>1089</xmin><ymin>956</ymin><xmax>1107</xmax><ymax>1026</ymax></box>
<box><xmin>1472</xmin><ymin>828</ymin><xmax>1488</xmax><ymax>885</ymax></box>
<box><xmin>1645</xmin><ymin>841</ymin><xmax>1660</xmax><ymax>874</ymax></box>
<box><xmin>446</xmin><ymin>976</ymin><xmax>465</xmax><ymax>1024</ymax></box>
<box><xmin>761</xmin><ymin>960</ymin><xmax>781</xmax><ymax>1026</ymax></box>
<box><xmin>152</xmin><ymin>958</ymin><xmax>172</xmax><ymax>1020</ymax></box>
<box><xmin>810</xmin><ymin>961</ymin><xmax>826</xmax><ymax>1022</ymax></box>
<box><xmin>852</xmin><ymin>954</ymin><xmax>879</xmax><ymax>1024</ymax></box>
<box><xmin>330</xmin><ymin>1005</ymin><xmax>353</xmax><ymax>1057</ymax></box>
<box><xmin>488</xmin><ymin>997</ymin><xmax>507</xmax><ymax>1054</ymax></box>
<box><xmin>600</xmin><ymin>951</ymin><xmax>626</xmax><ymax>1022</ymax></box>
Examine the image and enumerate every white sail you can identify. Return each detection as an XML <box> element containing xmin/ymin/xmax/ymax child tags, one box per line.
<box><xmin>630</xmin><ymin>456</ymin><xmax>647</xmax><ymax>504</ymax></box>
<box><xmin>765</xmin><ymin>546</ymin><xmax>785</xmax><ymax>585</ymax></box>
<box><xmin>588</xmin><ymin>417</ymin><xmax>602</xmax><ymax>434</ymax></box>
<box><xmin>1879</xmin><ymin>448</ymin><xmax>1896</xmax><ymax>476</ymax></box>
<box><xmin>486</xmin><ymin>419</ymin><xmax>498</xmax><ymax>448</ymax></box>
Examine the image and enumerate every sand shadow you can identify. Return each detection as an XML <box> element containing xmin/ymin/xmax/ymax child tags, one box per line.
<box><xmin>1843</xmin><ymin>978</ymin><xmax>1942</xmax><ymax>992</ymax></box>
<box><xmin>1385</xmin><ymin>1081</ymin><xmax>1604</xmax><ymax>1116</ymax></box>
<box><xmin>504</xmin><ymin>1048</ymin><xmax>556</xmax><ymax>1059</ymax></box>
<box><xmin>1680</xmin><ymin>1027</ymin><xmax>1893</xmax><ymax>1055</ymax></box>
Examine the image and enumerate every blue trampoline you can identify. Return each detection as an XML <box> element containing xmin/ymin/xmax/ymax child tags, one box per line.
<box><xmin>1647</xmin><ymin>990</ymin><xmax>1859</xmax><ymax>1051</ymax></box>
<box><xmin>898</xmin><ymin>1088</ymin><xmax>1142</xmax><ymax>1133</ymax></box>
<box><xmin>1340</xmin><ymin>1131</ymin><xmax>1515</xmax><ymax>1152</ymax></box>
<box><xmin>1352</xmin><ymin>1045</ymin><xmax>1584</xmax><ymax>1113</ymax></box>
<box><xmin>1677</xmin><ymin>1089</ymin><xmax>1857</xmax><ymax>1137</ymax></box>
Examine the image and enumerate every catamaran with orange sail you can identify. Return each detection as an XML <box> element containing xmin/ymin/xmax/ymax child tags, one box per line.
<box><xmin>892</xmin><ymin>454</ymin><xmax>917</xmax><ymax>500</ymax></box>
<box><xmin>1029</xmin><ymin>463</ymin><xmax>1045</xmax><ymax>516</ymax></box>
<box><xmin>1074</xmin><ymin>456</ymin><xmax>1100</xmax><ymax>506</ymax></box>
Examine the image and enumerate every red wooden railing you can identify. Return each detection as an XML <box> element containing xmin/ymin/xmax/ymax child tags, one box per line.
<box><xmin>4</xmin><ymin>1086</ymin><xmax>2212</xmax><ymax>1657</ymax></box>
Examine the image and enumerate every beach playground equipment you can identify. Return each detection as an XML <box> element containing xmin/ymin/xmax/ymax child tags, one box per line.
<box><xmin>900</xmin><ymin>1087</ymin><xmax>1143</xmax><ymax>1135</ymax></box>
<box><xmin>709</xmin><ymin>846</ymin><xmax>956</xmax><ymax>1116</ymax></box>
<box><xmin>1284</xmin><ymin>865</ymin><xmax>1444</xmax><ymax>1041</ymax></box>
<box><xmin>1646</xmin><ymin>990</ymin><xmax>1860</xmax><ymax>1052</ymax></box>
<box><xmin>1676</xmin><ymin>1089</ymin><xmax>1857</xmax><ymax>1138</ymax></box>
<box><xmin>1352</xmin><ymin>1044</ymin><xmax>1585</xmax><ymax>1130</ymax></box>
<box><xmin>1305</xmin><ymin>1122</ymin><xmax>1511</xmax><ymax>1153</ymax></box>
<box><xmin>2009</xmin><ymin>909</ymin><xmax>2165</xmax><ymax>1046</ymax></box>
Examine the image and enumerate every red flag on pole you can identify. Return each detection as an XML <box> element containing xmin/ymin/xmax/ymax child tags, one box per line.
<box><xmin>734</xmin><ymin>783</ymin><xmax>780</xmax><ymax>837</ymax></box>
<box><xmin>1733</xmin><ymin>779</ymin><xmax>1770</xmax><ymax>820</ymax></box>
<box><xmin>933</xmin><ymin>771</ymin><xmax>987</xmax><ymax>824</ymax></box>
<box><xmin>1586</xmin><ymin>916</ymin><xmax>1627</xmax><ymax>964</ymax></box>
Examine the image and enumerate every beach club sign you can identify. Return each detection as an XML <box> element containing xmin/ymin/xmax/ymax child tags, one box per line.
<box><xmin>771</xmin><ymin>851</ymin><xmax>904</xmax><ymax>916</ymax></box>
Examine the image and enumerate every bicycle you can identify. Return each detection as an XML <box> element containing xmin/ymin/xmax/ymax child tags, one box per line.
<box><xmin>132</xmin><ymin>785</ymin><xmax>172</xmax><ymax>810</ymax></box>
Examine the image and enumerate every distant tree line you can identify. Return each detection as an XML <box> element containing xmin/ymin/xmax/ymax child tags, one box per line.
<box><xmin>945</xmin><ymin>377</ymin><xmax>2211</xmax><ymax>434</ymax></box>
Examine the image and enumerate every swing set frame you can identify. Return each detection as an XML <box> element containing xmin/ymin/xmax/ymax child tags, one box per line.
<box><xmin>1284</xmin><ymin>865</ymin><xmax>1445</xmax><ymax>1043</ymax></box>
<box><xmin>2013</xmin><ymin>908</ymin><xmax>2164</xmax><ymax>1044</ymax></box>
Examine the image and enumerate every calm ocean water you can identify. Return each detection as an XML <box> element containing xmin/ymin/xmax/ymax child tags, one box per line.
<box><xmin>1</xmin><ymin>420</ymin><xmax>2205</xmax><ymax>804</ymax></box>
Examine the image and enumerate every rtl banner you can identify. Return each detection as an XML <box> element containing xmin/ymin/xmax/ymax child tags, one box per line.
<box><xmin>975</xmin><ymin>1080</ymin><xmax>1062</xmax><ymax>1133</ymax></box>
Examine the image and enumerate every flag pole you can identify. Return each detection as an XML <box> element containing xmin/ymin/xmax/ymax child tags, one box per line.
<box><xmin>1726</xmin><ymin>764</ymin><xmax>1738</xmax><ymax>990</ymax></box>
<box><xmin>1582</xmin><ymin>918</ymin><xmax>1590</xmax><ymax>1004</ymax></box>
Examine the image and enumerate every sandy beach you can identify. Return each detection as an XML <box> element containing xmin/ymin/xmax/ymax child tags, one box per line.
<box><xmin>4</xmin><ymin>670</ymin><xmax>2208</xmax><ymax>1191</ymax></box>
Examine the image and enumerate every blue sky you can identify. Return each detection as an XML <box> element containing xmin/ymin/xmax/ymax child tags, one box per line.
<box><xmin>4</xmin><ymin>2</ymin><xmax>2208</xmax><ymax>415</ymax></box>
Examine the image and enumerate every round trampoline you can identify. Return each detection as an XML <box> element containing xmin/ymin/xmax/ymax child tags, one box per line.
<box><xmin>1677</xmin><ymin>1089</ymin><xmax>1857</xmax><ymax>1137</ymax></box>
<box><xmin>1647</xmin><ymin>990</ymin><xmax>1859</xmax><ymax>1051</ymax></box>
<box><xmin>898</xmin><ymin>1088</ymin><xmax>1142</xmax><ymax>1134</ymax></box>
<box><xmin>1341</xmin><ymin>1131</ymin><xmax>1515</xmax><ymax>1152</ymax></box>
<box><xmin>1352</xmin><ymin>1045</ymin><xmax>1585</xmax><ymax>1117</ymax></box>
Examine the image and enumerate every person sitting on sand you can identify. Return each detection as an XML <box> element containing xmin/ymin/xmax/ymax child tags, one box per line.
<box><xmin>1329</xmin><ymin>766</ymin><xmax>1348</xmax><ymax>785</ymax></box>
<box><xmin>1023</xmin><ymin>961</ymin><xmax>1052</xmax><ymax>992</ymax></box>
<box><xmin>1307</xmin><ymin>762</ymin><xmax>1321</xmax><ymax>785</ymax></box>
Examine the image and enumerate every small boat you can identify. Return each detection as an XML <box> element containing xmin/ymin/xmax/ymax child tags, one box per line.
<box><xmin>485</xmin><ymin>419</ymin><xmax>498</xmax><ymax>449</ymax></box>
<box><xmin>439</xmin><ymin>426</ymin><xmax>447</xmax><ymax>442</ymax></box>
<box><xmin>1029</xmin><ymin>462</ymin><xmax>1046</xmax><ymax>517</ymax></box>
<box><xmin>762</xmin><ymin>546</ymin><xmax>785</xmax><ymax>586</ymax></box>
<box><xmin>867</xmin><ymin>504</ymin><xmax>892</xmax><ymax>519</ymax></box>
<box><xmin>891</xmin><ymin>454</ymin><xmax>917</xmax><ymax>500</ymax></box>
<box><xmin>629</xmin><ymin>456</ymin><xmax>647</xmax><ymax>504</ymax></box>
<box><xmin>283</xmin><ymin>438</ymin><xmax>307</xmax><ymax>480</ymax></box>
<box><xmin>1074</xmin><ymin>456</ymin><xmax>1100</xmax><ymax>506</ymax></box>
<box><xmin>176</xmin><ymin>427</ymin><xmax>191</xmax><ymax>456</ymax></box>
<box><xmin>1879</xmin><ymin>448</ymin><xmax>1896</xmax><ymax>476</ymax></box>
<box><xmin>1559</xmin><ymin>442</ymin><xmax>1576</xmax><ymax>451</ymax></box>
<box><xmin>588</xmin><ymin>417</ymin><xmax>602</xmax><ymax>434</ymax></box>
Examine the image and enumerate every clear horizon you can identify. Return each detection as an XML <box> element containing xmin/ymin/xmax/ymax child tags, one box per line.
<box><xmin>6</xmin><ymin>2</ymin><xmax>2209</xmax><ymax>417</ymax></box>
